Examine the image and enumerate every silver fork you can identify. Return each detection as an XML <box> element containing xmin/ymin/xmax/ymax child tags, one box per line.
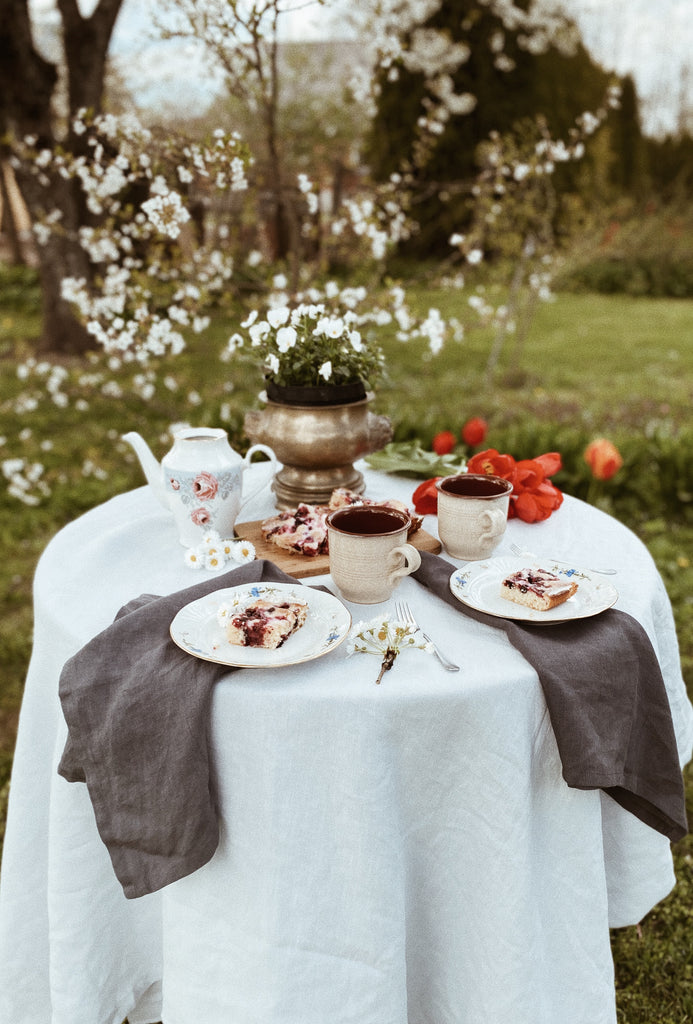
<box><xmin>509</xmin><ymin>542</ymin><xmax>617</xmax><ymax>575</ymax></box>
<box><xmin>395</xmin><ymin>601</ymin><xmax>460</xmax><ymax>672</ymax></box>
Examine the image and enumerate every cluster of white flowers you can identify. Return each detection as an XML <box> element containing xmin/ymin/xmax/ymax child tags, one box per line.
<box><xmin>297</xmin><ymin>172</ymin><xmax>319</xmax><ymax>215</ymax></box>
<box><xmin>13</xmin><ymin>358</ymin><xmax>69</xmax><ymax>412</ymax></box>
<box><xmin>141</xmin><ymin>189</ymin><xmax>191</xmax><ymax>240</ymax></box>
<box><xmin>18</xmin><ymin>110</ymin><xmax>248</xmax><ymax>374</ymax></box>
<box><xmin>346</xmin><ymin>614</ymin><xmax>433</xmax><ymax>682</ymax></box>
<box><xmin>1</xmin><ymin>457</ymin><xmax>50</xmax><ymax>505</ymax></box>
<box><xmin>184</xmin><ymin>530</ymin><xmax>256</xmax><ymax>571</ymax></box>
<box><xmin>347</xmin><ymin>614</ymin><xmax>432</xmax><ymax>656</ymax></box>
<box><xmin>336</xmin><ymin>193</ymin><xmax>410</xmax><ymax>262</ymax></box>
<box><xmin>2</xmin><ymin>2</ymin><xmax>619</xmax><ymax>509</ymax></box>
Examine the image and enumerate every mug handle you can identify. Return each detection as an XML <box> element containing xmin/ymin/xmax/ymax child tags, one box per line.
<box><xmin>387</xmin><ymin>543</ymin><xmax>422</xmax><ymax>581</ymax></box>
<box><xmin>479</xmin><ymin>507</ymin><xmax>507</xmax><ymax>545</ymax></box>
<box><xmin>239</xmin><ymin>444</ymin><xmax>278</xmax><ymax>514</ymax></box>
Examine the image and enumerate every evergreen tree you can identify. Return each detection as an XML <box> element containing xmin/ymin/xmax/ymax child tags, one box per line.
<box><xmin>366</xmin><ymin>0</ymin><xmax>643</xmax><ymax>257</ymax></box>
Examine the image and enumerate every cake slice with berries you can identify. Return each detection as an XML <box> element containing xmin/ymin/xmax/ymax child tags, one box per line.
<box><xmin>500</xmin><ymin>567</ymin><xmax>578</xmax><ymax>612</ymax></box>
<box><xmin>223</xmin><ymin>598</ymin><xmax>308</xmax><ymax>649</ymax></box>
<box><xmin>260</xmin><ymin>502</ymin><xmax>330</xmax><ymax>557</ymax></box>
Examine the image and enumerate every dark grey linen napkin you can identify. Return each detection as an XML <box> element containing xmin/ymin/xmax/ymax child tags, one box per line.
<box><xmin>413</xmin><ymin>551</ymin><xmax>688</xmax><ymax>843</ymax></box>
<box><xmin>58</xmin><ymin>559</ymin><xmax>307</xmax><ymax>899</ymax></box>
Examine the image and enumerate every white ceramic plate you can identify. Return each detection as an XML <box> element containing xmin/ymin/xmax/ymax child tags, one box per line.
<box><xmin>170</xmin><ymin>582</ymin><xmax>352</xmax><ymax>667</ymax></box>
<box><xmin>449</xmin><ymin>555</ymin><xmax>619</xmax><ymax>625</ymax></box>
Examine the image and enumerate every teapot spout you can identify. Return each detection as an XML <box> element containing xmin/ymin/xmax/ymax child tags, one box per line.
<box><xmin>122</xmin><ymin>431</ymin><xmax>168</xmax><ymax>508</ymax></box>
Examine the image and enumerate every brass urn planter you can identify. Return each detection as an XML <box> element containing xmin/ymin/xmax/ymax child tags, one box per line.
<box><xmin>244</xmin><ymin>391</ymin><xmax>393</xmax><ymax>509</ymax></box>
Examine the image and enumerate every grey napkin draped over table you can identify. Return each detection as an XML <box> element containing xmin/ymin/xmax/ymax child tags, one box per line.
<box><xmin>59</xmin><ymin>550</ymin><xmax>687</xmax><ymax>902</ymax></box>
<box><xmin>413</xmin><ymin>551</ymin><xmax>688</xmax><ymax>844</ymax></box>
<box><xmin>58</xmin><ymin>559</ymin><xmax>305</xmax><ymax>899</ymax></box>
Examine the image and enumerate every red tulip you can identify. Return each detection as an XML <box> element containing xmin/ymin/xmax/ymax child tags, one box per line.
<box><xmin>461</xmin><ymin>417</ymin><xmax>488</xmax><ymax>447</ymax></box>
<box><xmin>467</xmin><ymin>448</ymin><xmax>518</xmax><ymax>485</ymax></box>
<box><xmin>584</xmin><ymin>439</ymin><xmax>623</xmax><ymax>481</ymax></box>
<box><xmin>417</xmin><ymin>448</ymin><xmax>564</xmax><ymax>523</ymax></box>
<box><xmin>412</xmin><ymin>477</ymin><xmax>441</xmax><ymax>515</ymax></box>
<box><xmin>432</xmin><ymin>430</ymin><xmax>456</xmax><ymax>456</ymax></box>
<box><xmin>531</xmin><ymin>451</ymin><xmax>562</xmax><ymax>477</ymax></box>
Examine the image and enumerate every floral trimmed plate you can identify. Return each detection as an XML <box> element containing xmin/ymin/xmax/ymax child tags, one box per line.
<box><xmin>170</xmin><ymin>582</ymin><xmax>352</xmax><ymax>667</ymax></box>
<box><xmin>449</xmin><ymin>555</ymin><xmax>619</xmax><ymax>625</ymax></box>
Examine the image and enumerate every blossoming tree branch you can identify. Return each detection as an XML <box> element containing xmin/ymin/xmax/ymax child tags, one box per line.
<box><xmin>2</xmin><ymin>0</ymin><xmax>620</xmax><ymax>504</ymax></box>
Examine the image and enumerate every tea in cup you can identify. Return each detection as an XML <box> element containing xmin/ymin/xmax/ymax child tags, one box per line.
<box><xmin>326</xmin><ymin>506</ymin><xmax>421</xmax><ymax>604</ymax></box>
<box><xmin>435</xmin><ymin>474</ymin><xmax>512</xmax><ymax>560</ymax></box>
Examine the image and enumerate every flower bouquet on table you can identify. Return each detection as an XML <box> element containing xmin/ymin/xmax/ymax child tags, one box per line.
<box><xmin>225</xmin><ymin>301</ymin><xmax>386</xmax><ymax>402</ymax></box>
<box><xmin>235</xmin><ymin>300</ymin><xmax>393</xmax><ymax>505</ymax></box>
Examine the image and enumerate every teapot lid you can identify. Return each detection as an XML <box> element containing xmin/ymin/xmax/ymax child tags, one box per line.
<box><xmin>173</xmin><ymin>426</ymin><xmax>227</xmax><ymax>442</ymax></box>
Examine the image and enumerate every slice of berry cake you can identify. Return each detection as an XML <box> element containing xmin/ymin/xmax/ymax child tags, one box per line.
<box><xmin>260</xmin><ymin>502</ymin><xmax>330</xmax><ymax>557</ymax></box>
<box><xmin>223</xmin><ymin>598</ymin><xmax>308</xmax><ymax>649</ymax></box>
<box><xmin>500</xmin><ymin>567</ymin><xmax>578</xmax><ymax>612</ymax></box>
<box><xmin>260</xmin><ymin>489</ymin><xmax>422</xmax><ymax>557</ymax></box>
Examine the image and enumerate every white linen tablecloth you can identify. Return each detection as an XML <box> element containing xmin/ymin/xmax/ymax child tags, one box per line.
<box><xmin>1</xmin><ymin>463</ymin><xmax>691</xmax><ymax>1024</ymax></box>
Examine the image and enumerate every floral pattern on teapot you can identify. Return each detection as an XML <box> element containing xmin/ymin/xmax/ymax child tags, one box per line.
<box><xmin>165</xmin><ymin>466</ymin><xmax>243</xmax><ymax>531</ymax></box>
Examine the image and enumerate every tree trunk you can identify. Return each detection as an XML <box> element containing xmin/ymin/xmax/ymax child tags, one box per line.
<box><xmin>0</xmin><ymin>0</ymin><xmax>125</xmax><ymax>354</ymax></box>
<box><xmin>17</xmin><ymin>166</ymin><xmax>95</xmax><ymax>354</ymax></box>
<box><xmin>0</xmin><ymin>160</ymin><xmax>26</xmax><ymax>265</ymax></box>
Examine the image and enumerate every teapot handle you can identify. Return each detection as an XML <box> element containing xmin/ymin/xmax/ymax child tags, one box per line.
<box><xmin>239</xmin><ymin>444</ymin><xmax>278</xmax><ymax>515</ymax></box>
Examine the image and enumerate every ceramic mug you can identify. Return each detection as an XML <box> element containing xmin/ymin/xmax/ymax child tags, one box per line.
<box><xmin>435</xmin><ymin>474</ymin><xmax>513</xmax><ymax>560</ymax></box>
<box><xmin>326</xmin><ymin>505</ymin><xmax>421</xmax><ymax>604</ymax></box>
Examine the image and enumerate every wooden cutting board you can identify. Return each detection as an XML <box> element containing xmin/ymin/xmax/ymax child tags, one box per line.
<box><xmin>234</xmin><ymin>519</ymin><xmax>441</xmax><ymax>579</ymax></box>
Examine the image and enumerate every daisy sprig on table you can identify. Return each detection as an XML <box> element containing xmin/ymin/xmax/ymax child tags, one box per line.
<box><xmin>347</xmin><ymin>615</ymin><xmax>433</xmax><ymax>684</ymax></box>
<box><xmin>184</xmin><ymin>530</ymin><xmax>256</xmax><ymax>570</ymax></box>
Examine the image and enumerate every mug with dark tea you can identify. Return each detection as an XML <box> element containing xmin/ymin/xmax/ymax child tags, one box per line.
<box><xmin>435</xmin><ymin>474</ymin><xmax>513</xmax><ymax>560</ymax></box>
<box><xmin>326</xmin><ymin>505</ymin><xmax>421</xmax><ymax>603</ymax></box>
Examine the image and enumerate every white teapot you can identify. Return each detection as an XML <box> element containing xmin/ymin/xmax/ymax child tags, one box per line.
<box><xmin>123</xmin><ymin>428</ymin><xmax>278</xmax><ymax>547</ymax></box>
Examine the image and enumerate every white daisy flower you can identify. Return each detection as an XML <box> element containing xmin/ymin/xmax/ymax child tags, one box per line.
<box><xmin>232</xmin><ymin>540</ymin><xmax>256</xmax><ymax>564</ymax></box>
<box><xmin>200</xmin><ymin>530</ymin><xmax>222</xmax><ymax>550</ymax></box>
<box><xmin>220</xmin><ymin>539</ymin><xmax>236</xmax><ymax>558</ymax></box>
<box><xmin>216</xmin><ymin>602</ymin><xmax>231</xmax><ymax>627</ymax></box>
<box><xmin>205</xmin><ymin>552</ymin><xmax>225</xmax><ymax>571</ymax></box>
<box><xmin>184</xmin><ymin>547</ymin><xmax>204</xmax><ymax>569</ymax></box>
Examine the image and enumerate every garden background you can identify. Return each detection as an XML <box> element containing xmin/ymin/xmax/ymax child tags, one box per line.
<box><xmin>1</xmin><ymin>0</ymin><xmax>693</xmax><ymax>1021</ymax></box>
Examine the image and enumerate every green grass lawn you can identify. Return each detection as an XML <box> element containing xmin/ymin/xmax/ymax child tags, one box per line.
<box><xmin>1</xmin><ymin>280</ymin><xmax>693</xmax><ymax>1022</ymax></box>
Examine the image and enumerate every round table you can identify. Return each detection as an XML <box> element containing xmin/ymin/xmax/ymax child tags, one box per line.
<box><xmin>1</xmin><ymin>464</ymin><xmax>691</xmax><ymax>1024</ymax></box>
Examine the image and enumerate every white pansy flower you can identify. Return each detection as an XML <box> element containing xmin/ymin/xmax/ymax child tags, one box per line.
<box><xmin>276</xmin><ymin>326</ymin><xmax>297</xmax><ymax>352</ymax></box>
<box><xmin>267</xmin><ymin>307</ymin><xmax>290</xmax><ymax>329</ymax></box>
<box><xmin>225</xmin><ymin>332</ymin><xmax>244</xmax><ymax>356</ymax></box>
<box><xmin>249</xmin><ymin>321</ymin><xmax>270</xmax><ymax>345</ymax></box>
<box><xmin>319</xmin><ymin>360</ymin><xmax>332</xmax><ymax>381</ymax></box>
